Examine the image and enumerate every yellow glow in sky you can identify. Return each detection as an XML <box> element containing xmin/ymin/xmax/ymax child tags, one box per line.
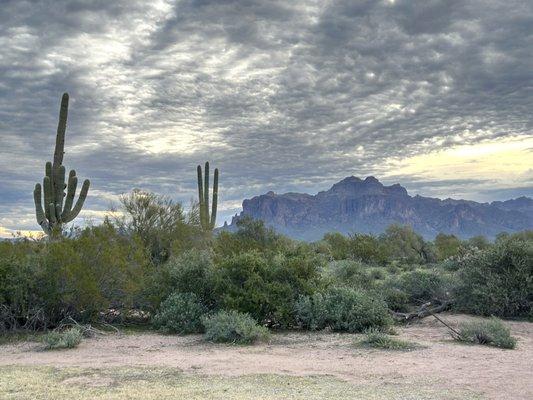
<box><xmin>386</xmin><ymin>135</ymin><xmax>532</xmax><ymax>185</ymax></box>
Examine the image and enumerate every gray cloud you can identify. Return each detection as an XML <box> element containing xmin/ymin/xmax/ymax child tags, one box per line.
<box><xmin>0</xmin><ymin>0</ymin><xmax>532</xmax><ymax>234</ymax></box>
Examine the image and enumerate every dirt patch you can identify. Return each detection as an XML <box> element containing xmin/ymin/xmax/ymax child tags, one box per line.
<box><xmin>1</xmin><ymin>314</ymin><xmax>531</xmax><ymax>400</ymax></box>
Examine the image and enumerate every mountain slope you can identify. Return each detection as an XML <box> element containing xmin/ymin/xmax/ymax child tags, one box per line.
<box><xmin>226</xmin><ymin>176</ymin><xmax>532</xmax><ymax>240</ymax></box>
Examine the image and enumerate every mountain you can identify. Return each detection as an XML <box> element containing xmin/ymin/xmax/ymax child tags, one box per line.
<box><xmin>225</xmin><ymin>176</ymin><xmax>533</xmax><ymax>240</ymax></box>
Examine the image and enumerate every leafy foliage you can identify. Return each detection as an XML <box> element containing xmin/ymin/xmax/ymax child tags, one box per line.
<box><xmin>0</xmin><ymin>223</ymin><xmax>150</xmax><ymax>330</ymax></box>
<box><xmin>381</xmin><ymin>225</ymin><xmax>436</xmax><ymax>264</ymax></box>
<box><xmin>203</xmin><ymin>310</ymin><xmax>270</xmax><ymax>344</ymax></box>
<box><xmin>152</xmin><ymin>292</ymin><xmax>207</xmax><ymax>334</ymax></box>
<box><xmin>454</xmin><ymin>236</ymin><xmax>532</xmax><ymax>318</ymax></box>
<box><xmin>215</xmin><ymin>248</ymin><xmax>324</xmax><ymax>327</ymax></box>
<box><xmin>149</xmin><ymin>250</ymin><xmax>218</xmax><ymax>310</ymax></box>
<box><xmin>358</xmin><ymin>328</ymin><xmax>418</xmax><ymax>350</ymax></box>
<box><xmin>43</xmin><ymin>327</ymin><xmax>83</xmax><ymax>350</ymax></box>
<box><xmin>295</xmin><ymin>287</ymin><xmax>392</xmax><ymax>333</ymax></box>
<box><xmin>115</xmin><ymin>189</ymin><xmax>200</xmax><ymax>263</ymax></box>
<box><xmin>214</xmin><ymin>216</ymin><xmax>292</xmax><ymax>258</ymax></box>
<box><xmin>455</xmin><ymin>317</ymin><xmax>517</xmax><ymax>349</ymax></box>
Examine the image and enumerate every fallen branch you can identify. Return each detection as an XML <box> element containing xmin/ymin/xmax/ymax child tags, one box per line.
<box><xmin>56</xmin><ymin>317</ymin><xmax>119</xmax><ymax>337</ymax></box>
<box><xmin>391</xmin><ymin>300</ymin><xmax>453</xmax><ymax>323</ymax></box>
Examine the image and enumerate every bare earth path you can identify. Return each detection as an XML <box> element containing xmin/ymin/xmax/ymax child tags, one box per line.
<box><xmin>1</xmin><ymin>314</ymin><xmax>532</xmax><ymax>399</ymax></box>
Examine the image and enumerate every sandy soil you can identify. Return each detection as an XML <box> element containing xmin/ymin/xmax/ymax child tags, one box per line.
<box><xmin>1</xmin><ymin>314</ymin><xmax>532</xmax><ymax>400</ymax></box>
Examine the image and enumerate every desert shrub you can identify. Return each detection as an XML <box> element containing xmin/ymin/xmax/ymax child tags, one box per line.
<box><xmin>395</xmin><ymin>269</ymin><xmax>452</xmax><ymax>304</ymax></box>
<box><xmin>215</xmin><ymin>249</ymin><xmax>323</xmax><ymax>327</ymax></box>
<box><xmin>381</xmin><ymin>225</ymin><xmax>436</xmax><ymax>264</ymax></box>
<box><xmin>214</xmin><ymin>217</ymin><xmax>292</xmax><ymax>258</ymax></box>
<box><xmin>202</xmin><ymin>310</ymin><xmax>270</xmax><ymax>344</ymax></box>
<box><xmin>0</xmin><ymin>223</ymin><xmax>150</xmax><ymax>330</ymax></box>
<box><xmin>293</xmin><ymin>292</ymin><xmax>329</xmax><ymax>330</ymax></box>
<box><xmin>326</xmin><ymin>287</ymin><xmax>392</xmax><ymax>332</ymax></box>
<box><xmin>465</xmin><ymin>235</ymin><xmax>491</xmax><ymax>251</ymax></box>
<box><xmin>455</xmin><ymin>317</ymin><xmax>516</xmax><ymax>349</ymax></box>
<box><xmin>43</xmin><ymin>327</ymin><xmax>83</xmax><ymax>350</ymax></box>
<box><xmin>295</xmin><ymin>287</ymin><xmax>392</xmax><ymax>333</ymax></box>
<box><xmin>152</xmin><ymin>292</ymin><xmax>207</xmax><ymax>334</ymax></box>
<box><xmin>378</xmin><ymin>285</ymin><xmax>410</xmax><ymax>312</ymax></box>
<box><xmin>454</xmin><ymin>237</ymin><xmax>532</xmax><ymax>318</ymax></box>
<box><xmin>325</xmin><ymin>260</ymin><xmax>374</xmax><ymax>288</ymax></box>
<box><xmin>114</xmin><ymin>189</ymin><xmax>200</xmax><ymax>264</ymax></box>
<box><xmin>434</xmin><ymin>233</ymin><xmax>463</xmax><ymax>261</ymax></box>
<box><xmin>358</xmin><ymin>328</ymin><xmax>417</xmax><ymax>350</ymax></box>
<box><xmin>149</xmin><ymin>250</ymin><xmax>218</xmax><ymax>310</ymax></box>
<box><xmin>322</xmin><ymin>233</ymin><xmax>388</xmax><ymax>264</ymax></box>
<box><xmin>0</xmin><ymin>240</ymin><xmax>42</xmax><ymax>331</ymax></box>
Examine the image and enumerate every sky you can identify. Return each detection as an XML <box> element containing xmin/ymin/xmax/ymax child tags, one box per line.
<box><xmin>0</xmin><ymin>0</ymin><xmax>532</xmax><ymax>237</ymax></box>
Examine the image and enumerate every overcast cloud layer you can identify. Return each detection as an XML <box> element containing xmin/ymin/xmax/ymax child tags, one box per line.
<box><xmin>0</xmin><ymin>0</ymin><xmax>532</xmax><ymax>235</ymax></box>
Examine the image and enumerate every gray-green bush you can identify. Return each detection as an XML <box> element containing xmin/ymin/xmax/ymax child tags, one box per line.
<box><xmin>358</xmin><ymin>328</ymin><xmax>418</xmax><ymax>350</ymax></box>
<box><xmin>43</xmin><ymin>327</ymin><xmax>83</xmax><ymax>350</ymax></box>
<box><xmin>455</xmin><ymin>317</ymin><xmax>517</xmax><ymax>349</ymax></box>
<box><xmin>454</xmin><ymin>237</ymin><xmax>532</xmax><ymax>318</ymax></box>
<box><xmin>153</xmin><ymin>292</ymin><xmax>207</xmax><ymax>334</ymax></box>
<box><xmin>202</xmin><ymin>310</ymin><xmax>270</xmax><ymax>344</ymax></box>
<box><xmin>295</xmin><ymin>287</ymin><xmax>392</xmax><ymax>333</ymax></box>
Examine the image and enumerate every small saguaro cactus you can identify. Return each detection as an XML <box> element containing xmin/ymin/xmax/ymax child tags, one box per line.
<box><xmin>33</xmin><ymin>93</ymin><xmax>90</xmax><ymax>236</ymax></box>
<box><xmin>197</xmin><ymin>162</ymin><xmax>218</xmax><ymax>232</ymax></box>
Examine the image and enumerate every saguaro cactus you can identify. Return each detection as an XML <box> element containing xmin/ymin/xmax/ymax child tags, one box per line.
<box><xmin>197</xmin><ymin>162</ymin><xmax>218</xmax><ymax>232</ymax></box>
<box><xmin>33</xmin><ymin>93</ymin><xmax>90</xmax><ymax>236</ymax></box>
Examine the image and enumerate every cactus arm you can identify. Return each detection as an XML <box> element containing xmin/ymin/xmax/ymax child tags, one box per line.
<box><xmin>54</xmin><ymin>165</ymin><xmax>66</xmax><ymax>214</ymax></box>
<box><xmin>64</xmin><ymin>179</ymin><xmax>89</xmax><ymax>222</ymax></box>
<box><xmin>33</xmin><ymin>183</ymin><xmax>47</xmax><ymax>226</ymax></box>
<box><xmin>62</xmin><ymin>170</ymin><xmax>77</xmax><ymax>220</ymax></box>
<box><xmin>210</xmin><ymin>168</ymin><xmax>218</xmax><ymax>230</ymax></box>
<box><xmin>197</xmin><ymin>165</ymin><xmax>206</xmax><ymax>229</ymax></box>
<box><xmin>43</xmin><ymin>175</ymin><xmax>52</xmax><ymax>221</ymax></box>
<box><xmin>53</xmin><ymin>93</ymin><xmax>68</xmax><ymax>168</ymax></box>
<box><xmin>203</xmin><ymin>162</ymin><xmax>210</xmax><ymax>229</ymax></box>
<box><xmin>55</xmin><ymin>204</ymin><xmax>62</xmax><ymax>223</ymax></box>
<box><xmin>48</xmin><ymin>203</ymin><xmax>57</xmax><ymax>224</ymax></box>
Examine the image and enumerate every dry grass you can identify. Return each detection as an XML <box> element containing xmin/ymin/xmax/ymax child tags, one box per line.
<box><xmin>0</xmin><ymin>366</ymin><xmax>479</xmax><ymax>400</ymax></box>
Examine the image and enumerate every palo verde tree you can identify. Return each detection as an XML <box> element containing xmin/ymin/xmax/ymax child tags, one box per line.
<box><xmin>197</xmin><ymin>162</ymin><xmax>218</xmax><ymax>233</ymax></box>
<box><xmin>33</xmin><ymin>93</ymin><xmax>90</xmax><ymax>236</ymax></box>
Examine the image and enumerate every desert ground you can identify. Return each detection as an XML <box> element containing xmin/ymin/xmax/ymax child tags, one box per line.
<box><xmin>0</xmin><ymin>314</ymin><xmax>531</xmax><ymax>400</ymax></box>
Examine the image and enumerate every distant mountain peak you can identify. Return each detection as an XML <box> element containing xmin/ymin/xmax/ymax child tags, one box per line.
<box><xmin>227</xmin><ymin>176</ymin><xmax>532</xmax><ymax>240</ymax></box>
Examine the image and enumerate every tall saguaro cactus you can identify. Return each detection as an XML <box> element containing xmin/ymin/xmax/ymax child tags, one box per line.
<box><xmin>33</xmin><ymin>93</ymin><xmax>90</xmax><ymax>236</ymax></box>
<box><xmin>197</xmin><ymin>162</ymin><xmax>218</xmax><ymax>232</ymax></box>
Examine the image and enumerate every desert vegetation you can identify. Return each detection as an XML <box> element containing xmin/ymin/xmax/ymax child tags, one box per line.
<box><xmin>1</xmin><ymin>211</ymin><xmax>530</xmax><ymax>339</ymax></box>
<box><xmin>1</xmin><ymin>94</ymin><xmax>532</xmax><ymax>400</ymax></box>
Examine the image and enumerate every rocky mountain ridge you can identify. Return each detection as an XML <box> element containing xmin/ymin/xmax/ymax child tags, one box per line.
<box><xmin>225</xmin><ymin>176</ymin><xmax>533</xmax><ymax>240</ymax></box>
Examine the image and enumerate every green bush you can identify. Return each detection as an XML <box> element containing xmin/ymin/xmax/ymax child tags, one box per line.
<box><xmin>381</xmin><ymin>225</ymin><xmax>436</xmax><ymax>264</ymax></box>
<box><xmin>378</xmin><ymin>285</ymin><xmax>410</xmax><ymax>312</ymax></box>
<box><xmin>322</xmin><ymin>233</ymin><xmax>388</xmax><ymax>264</ymax></box>
<box><xmin>358</xmin><ymin>328</ymin><xmax>418</xmax><ymax>350</ymax></box>
<box><xmin>293</xmin><ymin>292</ymin><xmax>329</xmax><ymax>330</ymax></box>
<box><xmin>295</xmin><ymin>287</ymin><xmax>392</xmax><ymax>333</ymax></box>
<box><xmin>43</xmin><ymin>327</ymin><xmax>83</xmax><ymax>350</ymax></box>
<box><xmin>455</xmin><ymin>317</ymin><xmax>517</xmax><ymax>349</ymax></box>
<box><xmin>0</xmin><ymin>223</ymin><xmax>150</xmax><ymax>330</ymax></box>
<box><xmin>153</xmin><ymin>292</ymin><xmax>207</xmax><ymax>334</ymax></box>
<box><xmin>325</xmin><ymin>260</ymin><xmax>374</xmax><ymax>289</ymax></box>
<box><xmin>203</xmin><ymin>310</ymin><xmax>270</xmax><ymax>344</ymax></box>
<box><xmin>114</xmin><ymin>189</ymin><xmax>201</xmax><ymax>264</ymax></box>
<box><xmin>214</xmin><ymin>217</ymin><xmax>292</xmax><ymax>258</ymax></box>
<box><xmin>215</xmin><ymin>249</ymin><xmax>323</xmax><ymax>327</ymax></box>
<box><xmin>454</xmin><ymin>237</ymin><xmax>532</xmax><ymax>318</ymax></box>
<box><xmin>396</xmin><ymin>269</ymin><xmax>451</xmax><ymax>304</ymax></box>
<box><xmin>149</xmin><ymin>250</ymin><xmax>218</xmax><ymax>310</ymax></box>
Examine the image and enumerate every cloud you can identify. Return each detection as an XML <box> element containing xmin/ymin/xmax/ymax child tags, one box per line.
<box><xmin>0</xmin><ymin>0</ymin><xmax>532</xmax><ymax>235</ymax></box>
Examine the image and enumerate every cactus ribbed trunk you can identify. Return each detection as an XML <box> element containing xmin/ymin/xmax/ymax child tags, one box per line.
<box><xmin>33</xmin><ymin>93</ymin><xmax>90</xmax><ymax>237</ymax></box>
<box><xmin>197</xmin><ymin>162</ymin><xmax>219</xmax><ymax>234</ymax></box>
